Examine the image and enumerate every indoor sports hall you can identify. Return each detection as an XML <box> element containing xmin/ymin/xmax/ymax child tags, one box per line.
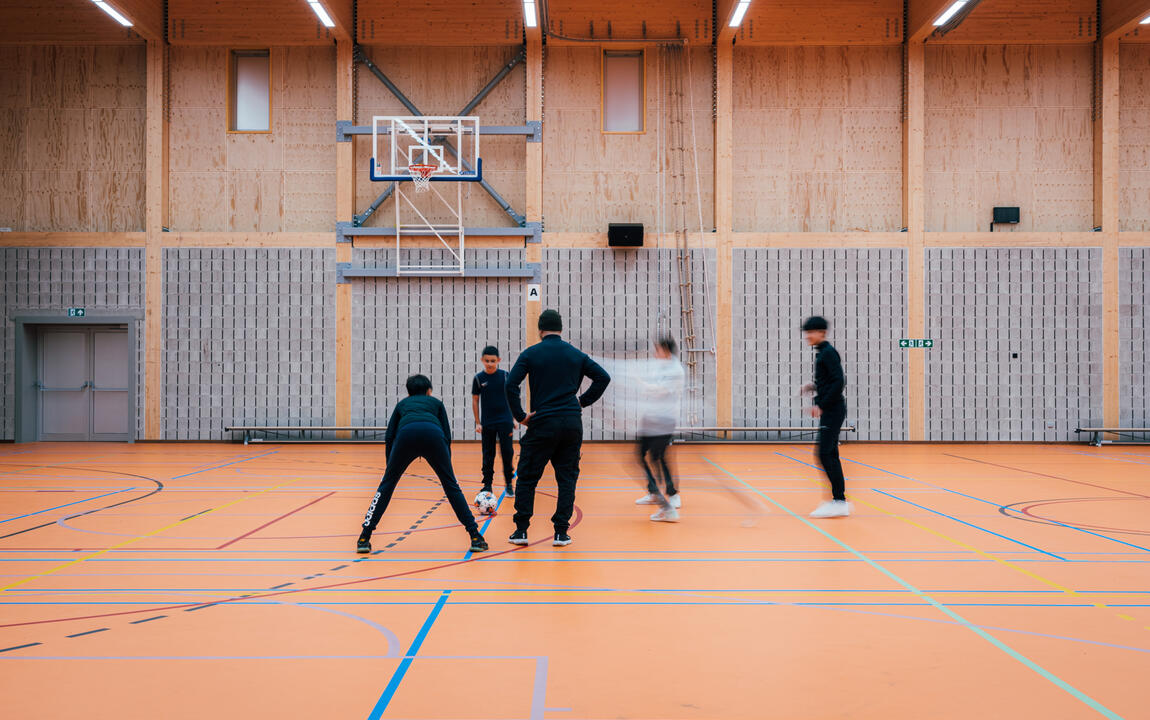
<box><xmin>1</xmin><ymin>1</ymin><xmax>1149</xmax><ymax>719</ymax></box>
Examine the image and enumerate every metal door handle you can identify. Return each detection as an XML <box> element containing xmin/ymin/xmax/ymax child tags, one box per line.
<box><xmin>34</xmin><ymin>381</ymin><xmax>90</xmax><ymax>391</ymax></box>
<box><xmin>90</xmin><ymin>385</ymin><xmax>129</xmax><ymax>392</ymax></box>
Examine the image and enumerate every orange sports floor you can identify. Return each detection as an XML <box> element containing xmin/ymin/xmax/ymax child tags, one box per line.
<box><xmin>0</xmin><ymin>442</ymin><xmax>1147</xmax><ymax>719</ymax></box>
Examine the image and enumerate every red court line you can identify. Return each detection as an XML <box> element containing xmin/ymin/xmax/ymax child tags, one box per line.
<box><xmin>0</xmin><ymin>505</ymin><xmax>583</xmax><ymax>629</ymax></box>
<box><xmin>216</xmin><ymin>492</ymin><xmax>336</xmax><ymax>549</ymax></box>
<box><xmin>944</xmin><ymin>453</ymin><xmax>1150</xmax><ymax>499</ymax></box>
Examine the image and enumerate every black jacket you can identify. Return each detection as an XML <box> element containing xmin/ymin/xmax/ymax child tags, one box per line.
<box><xmin>506</xmin><ymin>334</ymin><xmax>611</xmax><ymax>422</ymax></box>
<box><xmin>384</xmin><ymin>395</ymin><xmax>453</xmax><ymax>456</ymax></box>
<box><xmin>813</xmin><ymin>341</ymin><xmax>846</xmax><ymax>410</ymax></box>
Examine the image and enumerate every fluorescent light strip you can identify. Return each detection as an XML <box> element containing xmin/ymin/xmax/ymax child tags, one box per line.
<box><xmin>933</xmin><ymin>0</ymin><xmax>967</xmax><ymax>26</ymax></box>
<box><xmin>728</xmin><ymin>0</ymin><xmax>751</xmax><ymax>28</ymax></box>
<box><xmin>92</xmin><ymin>0</ymin><xmax>133</xmax><ymax>27</ymax></box>
<box><xmin>308</xmin><ymin>1</ymin><xmax>335</xmax><ymax>28</ymax></box>
<box><xmin>523</xmin><ymin>1</ymin><xmax>538</xmax><ymax>28</ymax></box>
<box><xmin>1141</xmin><ymin>14</ymin><xmax>1150</xmax><ymax>24</ymax></box>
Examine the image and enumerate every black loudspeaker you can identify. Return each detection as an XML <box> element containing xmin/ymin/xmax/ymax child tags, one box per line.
<box><xmin>607</xmin><ymin>223</ymin><xmax>644</xmax><ymax>247</ymax></box>
<box><xmin>993</xmin><ymin>207</ymin><xmax>1020</xmax><ymax>224</ymax></box>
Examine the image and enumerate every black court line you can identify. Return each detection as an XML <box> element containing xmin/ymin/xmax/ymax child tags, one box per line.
<box><xmin>66</xmin><ymin>628</ymin><xmax>109</xmax><ymax>638</ymax></box>
<box><xmin>129</xmin><ymin>615</ymin><xmax>166</xmax><ymax>625</ymax></box>
<box><xmin>0</xmin><ymin>470</ymin><xmax>163</xmax><ymax>540</ymax></box>
<box><xmin>270</xmin><ymin>582</ymin><xmax>294</xmax><ymax>590</ymax></box>
<box><xmin>329</xmin><ymin>564</ymin><xmax>349</xmax><ymax>571</ymax></box>
<box><xmin>183</xmin><ymin>603</ymin><xmax>217</xmax><ymax>613</ymax></box>
<box><xmin>0</xmin><ymin>642</ymin><xmax>42</xmax><ymax>653</ymax></box>
<box><xmin>180</xmin><ymin>509</ymin><xmax>212</xmax><ymax>521</ymax></box>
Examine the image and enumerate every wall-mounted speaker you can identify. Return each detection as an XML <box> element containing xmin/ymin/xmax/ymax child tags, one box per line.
<box><xmin>607</xmin><ymin>223</ymin><xmax>643</xmax><ymax>247</ymax></box>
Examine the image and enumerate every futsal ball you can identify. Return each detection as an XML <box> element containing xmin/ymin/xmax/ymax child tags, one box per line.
<box><xmin>474</xmin><ymin>490</ymin><xmax>498</xmax><ymax>515</ymax></box>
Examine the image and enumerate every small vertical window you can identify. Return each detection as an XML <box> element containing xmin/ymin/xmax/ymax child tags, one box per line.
<box><xmin>602</xmin><ymin>50</ymin><xmax>644</xmax><ymax>133</ymax></box>
<box><xmin>229</xmin><ymin>50</ymin><xmax>271</xmax><ymax>132</ymax></box>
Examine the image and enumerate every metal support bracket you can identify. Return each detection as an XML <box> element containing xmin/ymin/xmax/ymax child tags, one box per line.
<box><xmin>337</xmin><ymin>223</ymin><xmax>540</xmax><ymax>244</ymax></box>
<box><xmin>337</xmin><ymin>261</ymin><xmax>541</xmax><ymax>283</ymax></box>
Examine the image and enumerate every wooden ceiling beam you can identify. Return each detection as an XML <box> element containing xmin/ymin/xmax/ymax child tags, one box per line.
<box><xmin>908</xmin><ymin>0</ymin><xmax>960</xmax><ymax>42</ymax></box>
<box><xmin>105</xmin><ymin>0</ymin><xmax>163</xmax><ymax>41</ymax></box>
<box><xmin>322</xmin><ymin>0</ymin><xmax>354</xmax><ymax>42</ymax></box>
<box><xmin>1102</xmin><ymin>0</ymin><xmax>1150</xmax><ymax>37</ymax></box>
<box><xmin>716</xmin><ymin>0</ymin><xmax>739</xmax><ymax>43</ymax></box>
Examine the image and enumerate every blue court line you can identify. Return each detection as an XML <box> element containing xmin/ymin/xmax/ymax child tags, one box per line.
<box><xmin>6</xmin><ymin>601</ymin><xmax>1150</xmax><ymax>609</ymax></box>
<box><xmin>366</xmin><ymin>490</ymin><xmax>505</xmax><ymax>720</ymax></box>
<box><xmin>0</xmin><ymin>488</ymin><xmax>134</xmax><ymax>525</ymax></box>
<box><xmin>705</xmin><ymin>456</ymin><xmax>1124</xmax><ymax>720</ymax></box>
<box><xmin>871</xmin><ymin>490</ymin><xmax>1068</xmax><ymax>561</ymax></box>
<box><xmin>842</xmin><ymin>457</ymin><xmax>1150</xmax><ymax>554</ymax></box>
<box><xmin>169</xmin><ymin>450</ymin><xmax>279</xmax><ymax>479</ymax></box>
<box><xmin>16</xmin><ymin>587</ymin><xmax>1150</xmax><ymax>594</ymax></box>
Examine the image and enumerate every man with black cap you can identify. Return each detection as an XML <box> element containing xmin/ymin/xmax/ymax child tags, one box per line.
<box><xmin>506</xmin><ymin>309</ymin><xmax>611</xmax><ymax>546</ymax></box>
<box><xmin>801</xmin><ymin>316</ymin><xmax>850</xmax><ymax>518</ymax></box>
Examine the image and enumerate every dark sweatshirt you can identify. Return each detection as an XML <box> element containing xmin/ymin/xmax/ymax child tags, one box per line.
<box><xmin>506</xmin><ymin>334</ymin><xmax>611</xmax><ymax>423</ymax></box>
<box><xmin>812</xmin><ymin>341</ymin><xmax>846</xmax><ymax>410</ymax></box>
<box><xmin>383</xmin><ymin>395</ymin><xmax>453</xmax><ymax>455</ymax></box>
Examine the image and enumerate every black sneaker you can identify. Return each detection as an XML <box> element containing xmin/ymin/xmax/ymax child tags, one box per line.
<box><xmin>481</xmin><ymin>485</ymin><xmax>493</xmax><ymax>494</ymax></box>
<box><xmin>356</xmin><ymin>533</ymin><xmax>372</xmax><ymax>554</ymax></box>
<box><xmin>469</xmin><ymin>534</ymin><xmax>488</xmax><ymax>553</ymax></box>
<box><xmin>508</xmin><ymin>529</ymin><xmax>529</xmax><ymax>545</ymax></box>
<box><xmin>552</xmin><ymin>532</ymin><xmax>572</xmax><ymax>547</ymax></box>
<box><xmin>505</xmin><ymin>481</ymin><xmax>515</xmax><ymax>497</ymax></box>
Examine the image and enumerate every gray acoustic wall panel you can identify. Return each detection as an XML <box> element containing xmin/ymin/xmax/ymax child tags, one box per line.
<box><xmin>0</xmin><ymin>248</ymin><xmax>146</xmax><ymax>440</ymax></box>
<box><xmin>542</xmin><ymin>248</ymin><xmax>718</xmax><ymax>441</ymax></box>
<box><xmin>734</xmin><ymin>248</ymin><xmax>908</xmax><ymax>441</ymax></box>
<box><xmin>926</xmin><ymin>247</ymin><xmax>1103</xmax><ymax>441</ymax></box>
<box><xmin>162</xmin><ymin>248</ymin><xmax>336</xmax><ymax>439</ymax></box>
<box><xmin>1120</xmin><ymin>248</ymin><xmax>1150</xmax><ymax>427</ymax></box>
<box><xmin>353</xmin><ymin>249</ymin><xmax>527</xmax><ymax>440</ymax></box>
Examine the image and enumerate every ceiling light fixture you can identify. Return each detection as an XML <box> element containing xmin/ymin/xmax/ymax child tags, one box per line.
<box><xmin>92</xmin><ymin>0</ymin><xmax>133</xmax><ymax>27</ymax></box>
<box><xmin>728</xmin><ymin>0</ymin><xmax>751</xmax><ymax>28</ymax></box>
<box><xmin>1141</xmin><ymin>13</ymin><xmax>1150</xmax><ymax>24</ymax></box>
<box><xmin>523</xmin><ymin>0</ymin><xmax>538</xmax><ymax>28</ymax></box>
<box><xmin>308</xmin><ymin>1</ymin><xmax>336</xmax><ymax>28</ymax></box>
<box><xmin>933</xmin><ymin>0</ymin><xmax>968</xmax><ymax>26</ymax></box>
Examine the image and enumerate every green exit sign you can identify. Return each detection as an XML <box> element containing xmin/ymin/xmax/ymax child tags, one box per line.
<box><xmin>67</xmin><ymin>307</ymin><xmax>85</xmax><ymax>317</ymax></box>
<box><xmin>899</xmin><ymin>338</ymin><xmax>934</xmax><ymax>349</ymax></box>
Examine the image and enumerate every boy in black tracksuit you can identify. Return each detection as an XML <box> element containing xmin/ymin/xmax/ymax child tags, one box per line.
<box><xmin>471</xmin><ymin>345</ymin><xmax>516</xmax><ymax>497</ymax></box>
<box><xmin>800</xmin><ymin>316</ymin><xmax>850</xmax><ymax>518</ymax></box>
<box><xmin>357</xmin><ymin>374</ymin><xmax>487</xmax><ymax>554</ymax></box>
<box><xmin>505</xmin><ymin>310</ymin><xmax>611</xmax><ymax>547</ymax></box>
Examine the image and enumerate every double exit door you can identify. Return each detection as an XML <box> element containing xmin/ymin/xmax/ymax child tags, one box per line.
<box><xmin>37</xmin><ymin>327</ymin><xmax>132</xmax><ymax>441</ymax></box>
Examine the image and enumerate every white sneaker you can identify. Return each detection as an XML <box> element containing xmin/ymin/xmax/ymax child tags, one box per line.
<box><xmin>635</xmin><ymin>493</ymin><xmax>661</xmax><ymax>505</ymax></box>
<box><xmin>668</xmin><ymin>493</ymin><xmax>682</xmax><ymax>509</ymax></box>
<box><xmin>650</xmin><ymin>507</ymin><xmax>680</xmax><ymax>522</ymax></box>
<box><xmin>810</xmin><ymin>500</ymin><xmax>851</xmax><ymax>518</ymax></box>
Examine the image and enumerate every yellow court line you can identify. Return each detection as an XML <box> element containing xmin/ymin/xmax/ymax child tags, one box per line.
<box><xmin>0</xmin><ymin>479</ymin><xmax>298</xmax><ymax>593</ymax></box>
<box><xmin>840</xmin><ymin>488</ymin><xmax>1145</xmax><ymax>628</ymax></box>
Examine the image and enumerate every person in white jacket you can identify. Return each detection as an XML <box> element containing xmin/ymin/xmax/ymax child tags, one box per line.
<box><xmin>633</xmin><ymin>336</ymin><xmax>686</xmax><ymax>522</ymax></box>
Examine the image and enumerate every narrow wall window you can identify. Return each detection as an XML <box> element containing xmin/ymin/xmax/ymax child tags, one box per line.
<box><xmin>229</xmin><ymin>50</ymin><xmax>271</xmax><ymax>132</ymax></box>
<box><xmin>602</xmin><ymin>50</ymin><xmax>644</xmax><ymax>133</ymax></box>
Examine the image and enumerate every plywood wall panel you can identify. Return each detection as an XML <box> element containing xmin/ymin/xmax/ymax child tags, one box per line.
<box><xmin>925</xmin><ymin>44</ymin><xmax>1094</xmax><ymax>232</ymax></box>
<box><xmin>89</xmin><ymin>108</ymin><xmax>146</xmax><ymax>172</ymax></box>
<box><xmin>169</xmin><ymin>47</ymin><xmax>226</xmax><ymax>109</ymax></box>
<box><xmin>169</xmin><ymin>172</ymin><xmax>228</xmax><ymax>230</ymax></box>
<box><xmin>25</xmin><ymin>171</ymin><xmax>86</xmax><ymax>230</ymax></box>
<box><xmin>86</xmin><ymin>171</ymin><xmax>145</xmax><ymax>231</ymax></box>
<box><xmin>88</xmin><ymin>46</ymin><xmax>147</xmax><ymax>108</ymax></box>
<box><xmin>283</xmin><ymin>171</ymin><xmax>336</xmax><ymax>231</ymax></box>
<box><xmin>0</xmin><ymin>47</ymin><xmax>31</xmax><ymax>108</ymax></box>
<box><xmin>0</xmin><ymin>109</ymin><xmax>27</xmax><ymax>171</ymax></box>
<box><xmin>229</xmin><ymin>171</ymin><xmax>282</xmax><ymax>232</ymax></box>
<box><xmin>226</xmin><ymin>134</ymin><xmax>282</xmax><ymax>173</ymax></box>
<box><xmin>169</xmin><ymin>108</ymin><xmax>227</xmax><ymax>172</ymax></box>
<box><xmin>0</xmin><ymin>172</ymin><xmax>24</xmax><ymax>229</ymax></box>
<box><xmin>1120</xmin><ymin>44</ymin><xmax>1150</xmax><ymax>231</ymax></box>
<box><xmin>282</xmin><ymin>109</ymin><xmax>336</xmax><ymax>173</ymax></box>
<box><xmin>732</xmin><ymin>45</ymin><xmax>901</xmax><ymax>232</ymax></box>
<box><xmin>281</xmin><ymin>47</ymin><xmax>336</xmax><ymax>109</ymax></box>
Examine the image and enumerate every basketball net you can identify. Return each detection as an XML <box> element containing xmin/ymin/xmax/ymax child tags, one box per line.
<box><xmin>409</xmin><ymin>164</ymin><xmax>437</xmax><ymax>193</ymax></box>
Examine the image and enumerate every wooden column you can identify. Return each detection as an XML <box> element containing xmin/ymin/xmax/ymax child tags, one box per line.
<box><xmin>714</xmin><ymin>39</ymin><xmax>734</xmax><ymax>431</ymax></box>
<box><xmin>336</xmin><ymin>40</ymin><xmax>355</xmax><ymax>436</ymax></box>
<box><xmin>144</xmin><ymin>40</ymin><xmax>167</xmax><ymax>440</ymax></box>
<box><xmin>526</xmin><ymin>34</ymin><xmax>543</xmax><ymax>347</ymax></box>
<box><xmin>1096</xmin><ymin>37</ymin><xmax>1121</xmax><ymax>431</ymax></box>
<box><xmin>904</xmin><ymin>41</ymin><xmax>926</xmax><ymax>441</ymax></box>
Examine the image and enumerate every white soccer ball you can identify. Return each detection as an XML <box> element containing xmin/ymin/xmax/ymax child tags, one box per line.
<box><xmin>474</xmin><ymin>490</ymin><xmax>498</xmax><ymax>515</ymax></box>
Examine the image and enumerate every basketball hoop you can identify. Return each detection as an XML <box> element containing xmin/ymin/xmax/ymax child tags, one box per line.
<box><xmin>409</xmin><ymin>164</ymin><xmax>437</xmax><ymax>192</ymax></box>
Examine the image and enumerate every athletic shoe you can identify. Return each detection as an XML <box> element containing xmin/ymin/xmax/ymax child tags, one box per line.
<box><xmin>635</xmin><ymin>493</ymin><xmax>661</xmax><ymax>505</ymax></box>
<box><xmin>469</xmin><ymin>534</ymin><xmax>488</xmax><ymax>553</ymax></box>
<box><xmin>668</xmin><ymin>493</ymin><xmax>682</xmax><ymax>509</ymax></box>
<box><xmin>508</xmin><ymin>529</ymin><xmax>529</xmax><ymax>545</ymax></box>
<box><xmin>505</xmin><ymin>482</ymin><xmax>515</xmax><ymax>497</ymax></box>
<box><xmin>810</xmin><ymin>500</ymin><xmax>851</xmax><ymax>518</ymax></box>
<box><xmin>650</xmin><ymin>507</ymin><xmax>680</xmax><ymax>522</ymax></box>
<box><xmin>481</xmin><ymin>485</ymin><xmax>493</xmax><ymax>494</ymax></box>
<box><xmin>356</xmin><ymin>533</ymin><xmax>372</xmax><ymax>554</ymax></box>
<box><xmin>552</xmin><ymin>532</ymin><xmax>573</xmax><ymax>546</ymax></box>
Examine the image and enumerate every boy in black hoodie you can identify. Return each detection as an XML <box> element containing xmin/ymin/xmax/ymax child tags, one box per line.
<box><xmin>357</xmin><ymin>375</ymin><xmax>486</xmax><ymax>554</ymax></box>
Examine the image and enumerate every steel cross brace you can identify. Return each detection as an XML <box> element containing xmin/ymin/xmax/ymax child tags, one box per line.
<box><xmin>349</xmin><ymin>46</ymin><xmax>529</xmax><ymax>227</ymax></box>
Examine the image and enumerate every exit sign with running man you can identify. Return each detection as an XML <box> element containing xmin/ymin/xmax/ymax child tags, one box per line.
<box><xmin>899</xmin><ymin>338</ymin><xmax>934</xmax><ymax>348</ymax></box>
